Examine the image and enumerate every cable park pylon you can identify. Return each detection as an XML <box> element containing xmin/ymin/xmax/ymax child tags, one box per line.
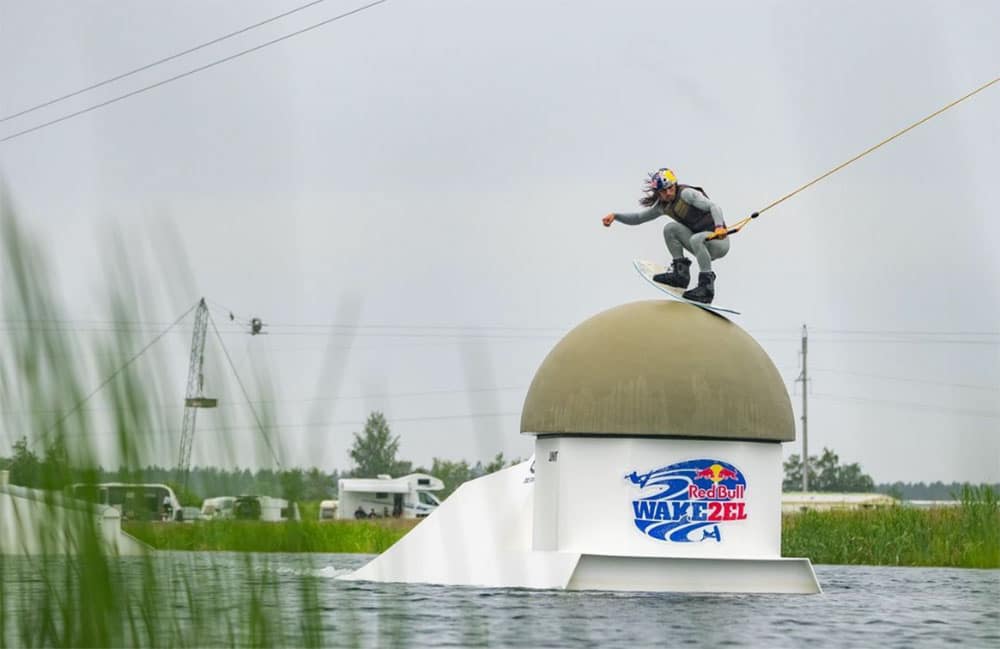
<box><xmin>177</xmin><ymin>298</ymin><xmax>217</xmax><ymax>488</ymax></box>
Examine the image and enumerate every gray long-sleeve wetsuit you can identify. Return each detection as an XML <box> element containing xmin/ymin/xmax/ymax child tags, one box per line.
<box><xmin>613</xmin><ymin>187</ymin><xmax>730</xmax><ymax>272</ymax></box>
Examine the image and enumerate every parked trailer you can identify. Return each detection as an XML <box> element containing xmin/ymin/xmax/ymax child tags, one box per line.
<box><xmin>337</xmin><ymin>473</ymin><xmax>443</xmax><ymax>520</ymax></box>
<box><xmin>233</xmin><ymin>495</ymin><xmax>300</xmax><ymax>521</ymax></box>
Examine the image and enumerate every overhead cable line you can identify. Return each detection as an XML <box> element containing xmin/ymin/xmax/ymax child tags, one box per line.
<box><xmin>206</xmin><ymin>299</ymin><xmax>250</xmax><ymax>326</ymax></box>
<box><xmin>811</xmin><ymin>328</ymin><xmax>999</xmax><ymax>337</ymax></box>
<box><xmin>807</xmin><ymin>338</ymin><xmax>999</xmax><ymax>346</ymax></box>
<box><xmin>59</xmin><ymin>411</ymin><xmax>524</xmax><ymax>440</ymax></box>
<box><xmin>812</xmin><ymin>392</ymin><xmax>1000</xmax><ymax>419</ymax></box>
<box><xmin>207</xmin><ymin>309</ymin><xmax>282</xmax><ymax>468</ymax></box>
<box><xmin>2</xmin><ymin>314</ymin><xmax>993</xmax><ymax>337</ymax></box>
<box><xmin>710</xmin><ymin>75</ymin><xmax>1000</xmax><ymax>239</ymax></box>
<box><xmin>0</xmin><ymin>0</ymin><xmax>336</xmax><ymax>124</ymax></box>
<box><xmin>234</xmin><ymin>330</ymin><xmax>562</xmax><ymax>340</ymax></box>
<box><xmin>8</xmin><ymin>319</ymin><xmax>995</xmax><ymax>338</ymax></box>
<box><xmin>0</xmin><ymin>0</ymin><xmax>388</xmax><ymax>144</ymax></box>
<box><xmin>263</xmin><ymin>322</ymin><xmax>570</xmax><ymax>332</ymax></box>
<box><xmin>0</xmin><ymin>324</ymin><xmax>562</xmax><ymax>341</ymax></box>
<box><xmin>0</xmin><ymin>385</ymin><xmax>529</xmax><ymax>418</ymax></box>
<box><xmin>203</xmin><ymin>410</ymin><xmax>524</xmax><ymax>430</ymax></box>
<box><xmin>811</xmin><ymin>368</ymin><xmax>998</xmax><ymax>392</ymax></box>
<box><xmin>42</xmin><ymin>301</ymin><xmax>198</xmax><ymax>436</ymax></box>
<box><xmin>0</xmin><ymin>316</ymin><xmax>572</xmax><ymax>333</ymax></box>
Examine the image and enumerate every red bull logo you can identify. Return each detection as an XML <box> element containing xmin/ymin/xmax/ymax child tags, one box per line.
<box><xmin>625</xmin><ymin>459</ymin><xmax>748</xmax><ymax>543</ymax></box>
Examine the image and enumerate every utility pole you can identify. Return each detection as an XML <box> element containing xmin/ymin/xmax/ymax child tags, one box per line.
<box><xmin>795</xmin><ymin>324</ymin><xmax>809</xmax><ymax>491</ymax></box>
<box><xmin>177</xmin><ymin>298</ymin><xmax>217</xmax><ymax>489</ymax></box>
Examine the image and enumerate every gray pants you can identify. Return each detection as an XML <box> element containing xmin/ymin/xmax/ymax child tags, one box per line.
<box><xmin>663</xmin><ymin>222</ymin><xmax>730</xmax><ymax>273</ymax></box>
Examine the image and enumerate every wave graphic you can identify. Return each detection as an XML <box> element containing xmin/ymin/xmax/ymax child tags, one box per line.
<box><xmin>625</xmin><ymin>458</ymin><xmax>746</xmax><ymax>543</ymax></box>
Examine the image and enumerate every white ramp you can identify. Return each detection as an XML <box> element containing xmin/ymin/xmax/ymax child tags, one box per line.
<box><xmin>340</xmin><ymin>460</ymin><xmax>581</xmax><ymax>589</ymax></box>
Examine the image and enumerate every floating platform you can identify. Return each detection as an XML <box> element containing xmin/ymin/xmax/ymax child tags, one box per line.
<box><xmin>342</xmin><ymin>301</ymin><xmax>821</xmax><ymax>593</ymax></box>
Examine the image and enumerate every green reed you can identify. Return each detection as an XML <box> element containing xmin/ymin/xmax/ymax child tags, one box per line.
<box><xmin>782</xmin><ymin>485</ymin><xmax>1000</xmax><ymax>568</ymax></box>
<box><xmin>0</xmin><ymin>197</ymin><xmax>328</xmax><ymax>647</ymax></box>
<box><xmin>124</xmin><ymin>519</ymin><xmax>417</xmax><ymax>554</ymax></box>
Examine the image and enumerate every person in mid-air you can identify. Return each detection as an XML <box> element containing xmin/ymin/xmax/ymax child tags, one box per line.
<box><xmin>602</xmin><ymin>168</ymin><xmax>729</xmax><ymax>304</ymax></box>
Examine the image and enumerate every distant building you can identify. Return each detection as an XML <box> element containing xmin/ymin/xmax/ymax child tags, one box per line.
<box><xmin>781</xmin><ymin>492</ymin><xmax>899</xmax><ymax>513</ymax></box>
<box><xmin>901</xmin><ymin>500</ymin><xmax>962</xmax><ymax>509</ymax></box>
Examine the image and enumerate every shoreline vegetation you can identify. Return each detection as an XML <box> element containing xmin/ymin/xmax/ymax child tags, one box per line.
<box><xmin>125</xmin><ymin>489</ymin><xmax>999</xmax><ymax>569</ymax></box>
<box><xmin>782</xmin><ymin>486</ymin><xmax>998</xmax><ymax>569</ymax></box>
<box><xmin>125</xmin><ymin>518</ymin><xmax>421</xmax><ymax>554</ymax></box>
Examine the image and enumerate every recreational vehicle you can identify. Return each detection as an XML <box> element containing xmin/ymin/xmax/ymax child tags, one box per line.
<box><xmin>336</xmin><ymin>473</ymin><xmax>443</xmax><ymax>520</ymax></box>
<box><xmin>200</xmin><ymin>496</ymin><xmax>236</xmax><ymax>520</ymax></box>
<box><xmin>69</xmin><ymin>483</ymin><xmax>181</xmax><ymax>522</ymax></box>
<box><xmin>318</xmin><ymin>499</ymin><xmax>338</xmax><ymax>521</ymax></box>
<box><xmin>232</xmin><ymin>495</ymin><xmax>300</xmax><ymax>522</ymax></box>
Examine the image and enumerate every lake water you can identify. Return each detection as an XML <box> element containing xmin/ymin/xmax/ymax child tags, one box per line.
<box><xmin>3</xmin><ymin>552</ymin><xmax>998</xmax><ymax>648</ymax></box>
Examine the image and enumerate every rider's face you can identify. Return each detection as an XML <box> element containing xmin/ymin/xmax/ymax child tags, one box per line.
<box><xmin>658</xmin><ymin>186</ymin><xmax>676</xmax><ymax>201</ymax></box>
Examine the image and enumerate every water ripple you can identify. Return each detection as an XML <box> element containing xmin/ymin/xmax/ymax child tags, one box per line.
<box><xmin>3</xmin><ymin>553</ymin><xmax>997</xmax><ymax>648</ymax></box>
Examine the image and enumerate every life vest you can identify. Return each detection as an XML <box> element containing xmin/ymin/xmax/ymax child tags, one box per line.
<box><xmin>664</xmin><ymin>184</ymin><xmax>715</xmax><ymax>233</ymax></box>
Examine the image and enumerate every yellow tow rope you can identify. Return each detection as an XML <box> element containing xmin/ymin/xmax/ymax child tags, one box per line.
<box><xmin>707</xmin><ymin>75</ymin><xmax>999</xmax><ymax>240</ymax></box>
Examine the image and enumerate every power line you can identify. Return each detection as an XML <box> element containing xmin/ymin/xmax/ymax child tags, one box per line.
<box><xmin>812</xmin><ymin>329</ymin><xmax>999</xmax><ymax>337</ymax></box>
<box><xmin>811</xmin><ymin>368</ymin><xmax>998</xmax><ymax>392</ymax></box>
<box><xmin>808</xmin><ymin>338</ymin><xmax>999</xmax><ymax>346</ymax></box>
<box><xmin>49</xmin><ymin>410</ymin><xmax>524</xmax><ymax>440</ymax></box>
<box><xmin>0</xmin><ymin>0</ymin><xmax>388</xmax><ymax>144</ymax></box>
<box><xmin>812</xmin><ymin>392</ymin><xmax>1000</xmax><ymax>419</ymax></box>
<box><xmin>8</xmin><ymin>318</ymin><xmax>994</xmax><ymax>338</ymax></box>
<box><xmin>0</xmin><ymin>0</ymin><xmax>337</xmax><ymax>124</ymax></box>
<box><xmin>0</xmin><ymin>323</ymin><xmax>563</xmax><ymax>341</ymax></box>
<box><xmin>263</xmin><ymin>322</ymin><xmax>570</xmax><ymax>332</ymax></box>
<box><xmin>0</xmin><ymin>385</ymin><xmax>528</xmax><ymax>417</ymax></box>
<box><xmin>0</xmin><ymin>316</ymin><xmax>571</xmax><ymax>333</ymax></box>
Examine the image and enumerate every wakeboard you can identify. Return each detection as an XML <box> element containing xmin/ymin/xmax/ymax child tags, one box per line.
<box><xmin>633</xmin><ymin>259</ymin><xmax>740</xmax><ymax>316</ymax></box>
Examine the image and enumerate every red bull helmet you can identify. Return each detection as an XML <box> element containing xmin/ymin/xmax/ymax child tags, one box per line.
<box><xmin>646</xmin><ymin>167</ymin><xmax>678</xmax><ymax>191</ymax></box>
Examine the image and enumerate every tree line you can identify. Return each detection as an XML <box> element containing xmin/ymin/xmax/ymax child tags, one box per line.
<box><xmin>782</xmin><ymin>447</ymin><xmax>875</xmax><ymax>492</ymax></box>
<box><xmin>2</xmin><ymin>411</ymin><xmax>517</xmax><ymax>505</ymax></box>
<box><xmin>16</xmin><ymin>413</ymin><xmax>982</xmax><ymax>504</ymax></box>
<box><xmin>874</xmin><ymin>481</ymin><xmax>1000</xmax><ymax>501</ymax></box>
<box><xmin>782</xmin><ymin>447</ymin><xmax>997</xmax><ymax>498</ymax></box>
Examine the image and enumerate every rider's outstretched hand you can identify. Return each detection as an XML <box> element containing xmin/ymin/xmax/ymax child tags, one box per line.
<box><xmin>602</xmin><ymin>213</ymin><xmax>615</xmax><ymax>227</ymax></box>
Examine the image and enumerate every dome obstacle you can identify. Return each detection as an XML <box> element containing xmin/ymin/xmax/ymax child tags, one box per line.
<box><xmin>340</xmin><ymin>301</ymin><xmax>820</xmax><ymax>593</ymax></box>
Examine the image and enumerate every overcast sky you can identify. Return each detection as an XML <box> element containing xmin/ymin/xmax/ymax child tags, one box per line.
<box><xmin>1</xmin><ymin>0</ymin><xmax>997</xmax><ymax>483</ymax></box>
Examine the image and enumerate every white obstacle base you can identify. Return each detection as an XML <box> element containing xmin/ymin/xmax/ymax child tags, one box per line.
<box><xmin>339</xmin><ymin>456</ymin><xmax>820</xmax><ymax>593</ymax></box>
<box><xmin>0</xmin><ymin>481</ymin><xmax>151</xmax><ymax>556</ymax></box>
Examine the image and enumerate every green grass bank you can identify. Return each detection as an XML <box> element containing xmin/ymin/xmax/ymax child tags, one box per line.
<box><xmin>125</xmin><ymin>519</ymin><xmax>419</xmax><ymax>554</ymax></box>
<box><xmin>127</xmin><ymin>495</ymin><xmax>998</xmax><ymax>568</ymax></box>
<box><xmin>782</xmin><ymin>498</ymin><xmax>999</xmax><ymax>569</ymax></box>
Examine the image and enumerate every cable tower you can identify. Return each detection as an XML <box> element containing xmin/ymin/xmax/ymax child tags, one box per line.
<box><xmin>177</xmin><ymin>298</ymin><xmax>217</xmax><ymax>486</ymax></box>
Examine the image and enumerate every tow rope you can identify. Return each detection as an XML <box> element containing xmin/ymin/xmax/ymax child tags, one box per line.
<box><xmin>707</xmin><ymin>75</ymin><xmax>999</xmax><ymax>240</ymax></box>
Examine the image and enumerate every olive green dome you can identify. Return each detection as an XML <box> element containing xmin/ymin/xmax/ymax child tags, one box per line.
<box><xmin>520</xmin><ymin>301</ymin><xmax>794</xmax><ymax>442</ymax></box>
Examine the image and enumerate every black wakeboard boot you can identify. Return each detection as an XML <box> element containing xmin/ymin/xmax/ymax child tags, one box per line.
<box><xmin>652</xmin><ymin>257</ymin><xmax>691</xmax><ymax>288</ymax></box>
<box><xmin>682</xmin><ymin>271</ymin><xmax>716</xmax><ymax>304</ymax></box>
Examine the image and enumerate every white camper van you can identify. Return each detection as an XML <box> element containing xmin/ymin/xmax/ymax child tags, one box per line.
<box><xmin>232</xmin><ymin>495</ymin><xmax>300</xmax><ymax>522</ymax></box>
<box><xmin>337</xmin><ymin>473</ymin><xmax>443</xmax><ymax>520</ymax></box>
<box><xmin>200</xmin><ymin>496</ymin><xmax>236</xmax><ymax>520</ymax></box>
